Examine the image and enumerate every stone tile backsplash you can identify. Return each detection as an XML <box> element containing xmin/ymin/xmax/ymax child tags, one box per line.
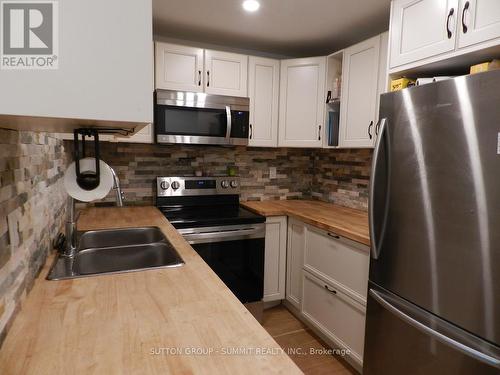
<box><xmin>65</xmin><ymin>142</ymin><xmax>315</xmax><ymax>204</ymax></box>
<box><xmin>311</xmin><ymin>148</ymin><xmax>373</xmax><ymax>210</ymax></box>
<box><xmin>0</xmin><ymin>129</ymin><xmax>67</xmax><ymax>344</ymax></box>
<box><xmin>67</xmin><ymin>142</ymin><xmax>372</xmax><ymax>210</ymax></box>
<box><xmin>0</xmin><ymin>135</ymin><xmax>372</xmax><ymax>345</ymax></box>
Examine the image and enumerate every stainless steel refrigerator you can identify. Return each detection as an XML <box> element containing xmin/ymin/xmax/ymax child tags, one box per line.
<box><xmin>364</xmin><ymin>70</ymin><xmax>500</xmax><ymax>374</ymax></box>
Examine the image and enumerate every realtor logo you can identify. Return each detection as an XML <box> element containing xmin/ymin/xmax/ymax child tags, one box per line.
<box><xmin>1</xmin><ymin>0</ymin><xmax>58</xmax><ymax>69</ymax></box>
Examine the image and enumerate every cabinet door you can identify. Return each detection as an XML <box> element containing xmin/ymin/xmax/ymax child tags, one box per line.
<box><xmin>278</xmin><ymin>57</ymin><xmax>326</xmax><ymax>148</ymax></box>
<box><xmin>155</xmin><ymin>42</ymin><xmax>204</xmax><ymax>92</ymax></box>
<box><xmin>263</xmin><ymin>216</ymin><xmax>287</xmax><ymax>302</ymax></box>
<box><xmin>248</xmin><ymin>57</ymin><xmax>280</xmax><ymax>147</ymax></box>
<box><xmin>339</xmin><ymin>36</ymin><xmax>381</xmax><ymax>148</ymax></box>
<box><xmin>458</xmin><ymin>0</ymin><xmax>500</xmax><ymax>48</ymax></box>
<box><xmin>286</xmin><ymin>219</ymin><xmax>306</xmax><ymax>309</ymax></box>
<box><xmin>389</xmin><ymin>0</ymin><xmax>459</xmax><ymax>68</ymax></box>
<box><xmin>204</xmin><ymin>50</ymin><xmax>248</xmax><ymax>97</ymax></box>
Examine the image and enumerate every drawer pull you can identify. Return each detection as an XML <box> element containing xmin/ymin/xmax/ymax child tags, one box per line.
<box><xmin>324</xmin><ymin>285</ymin><xmax>337</xmax><ymax>294</ymax></box>
<box><xmin>327</xmin><ymin>232</ymin><xmax>340</xmax><ymax>239</ymax></box>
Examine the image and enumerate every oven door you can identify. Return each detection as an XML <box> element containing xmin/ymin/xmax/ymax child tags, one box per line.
<box><xmin>155</xmin><ymin>104</ymin><xmax>231</xmax><ymax>145</ymax></box>
<box><xmin>179</xmin><ymin>224</ymin><xmax>265</xmax><ymax>303</ymax></box>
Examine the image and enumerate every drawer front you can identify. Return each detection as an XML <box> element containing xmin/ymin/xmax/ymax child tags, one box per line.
<box><xmin>302</xmin><ymin>271</ymin><xmax>366</xmax><ymax>364</ymax></box>
<box><xmin>304</xmin><ymin>225</ymin><xmax>369</xmax><ymax>300</ymax></box>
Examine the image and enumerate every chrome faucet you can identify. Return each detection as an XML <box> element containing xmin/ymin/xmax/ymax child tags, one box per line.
<box><xmin>110</xmin><ymin>166</ymin><xmax>124</xmax><ymax>207</ymax></box>
<box><xmin>64</xmin><ymin>197</ymin><xmax>79</xmax><ymax>258</ymax></box>
<box><xmin>64</xmin><ymin>165</ymin><xmax>124</xmax><ymax>257</ymax></box>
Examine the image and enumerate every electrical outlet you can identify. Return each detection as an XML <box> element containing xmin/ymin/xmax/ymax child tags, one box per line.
<box><xmin>269</xmin><ymin>167</ymin><xmax>277</xmax><ymax>179</ymax></box>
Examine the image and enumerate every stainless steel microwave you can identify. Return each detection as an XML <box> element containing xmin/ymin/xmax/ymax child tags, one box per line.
<box><xmin>154</xmin><ymin>90</ymin><xmax>250</xmax><ymax>146</ymax></box>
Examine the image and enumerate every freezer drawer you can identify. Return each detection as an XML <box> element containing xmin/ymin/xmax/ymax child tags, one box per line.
<box><xmin>364</xmin><ymin>283</ymin><xmax>500</xmax><ymax>375</ymax></box>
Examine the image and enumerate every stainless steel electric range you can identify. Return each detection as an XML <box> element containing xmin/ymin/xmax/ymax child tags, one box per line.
<box><xmin>156</xmin><ymin>176</ymin><xmax>266</xmax><ymax>316</ymax></box>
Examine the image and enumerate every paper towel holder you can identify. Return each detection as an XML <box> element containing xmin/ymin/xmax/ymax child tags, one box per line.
<box><xmin>73</xmin><ymin>128</ymin><xmax>100</xmax><ymax>191</ymax></box>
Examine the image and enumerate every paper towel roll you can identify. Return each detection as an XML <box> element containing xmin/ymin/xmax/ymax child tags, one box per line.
<box><xmin>64</xmin><ymin>158</ymin><xmax>114</xmax><ymax>202</ymax></box>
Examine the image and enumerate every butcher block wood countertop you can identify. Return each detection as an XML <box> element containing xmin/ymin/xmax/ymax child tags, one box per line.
<box><xmin>0</xmin><ymin>207</ymin><xmax>302</xmax><ymax>375</ymax></box>
<box><xmin>241</xmin><ymin>200</ymin><xmax>370</xmax><ymax>246</ymax></box>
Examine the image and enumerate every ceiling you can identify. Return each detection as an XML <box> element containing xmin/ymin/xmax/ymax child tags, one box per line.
<box><xmin>153</xmin><ymin>0</ymin><xmax>392</xmax><ymax>57</ymax></box>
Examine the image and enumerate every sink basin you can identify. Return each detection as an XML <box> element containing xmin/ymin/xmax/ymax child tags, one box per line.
<box><xmin>47</xmin><ymin>227</ymin><xmax>184</xmax><ymax>280</ymax></box>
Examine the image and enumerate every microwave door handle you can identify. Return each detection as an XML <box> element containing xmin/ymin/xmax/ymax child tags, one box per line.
<box><xmin>225</xmin><ymin>105</ymin><xmax>232</xmax><ymax>141</ymax></box>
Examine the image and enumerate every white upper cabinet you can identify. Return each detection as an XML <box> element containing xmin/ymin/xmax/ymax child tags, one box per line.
<box><xmin>155</xmin><ymin>45</ymin><xmax>248</xmax><ymax>97</ymax></box>
<box><xmin>458</xmin><ymin>0</ymin><xmax>500</xmax><ymax>48</ymax></box>
<box><xmin>248</xmin><ymin>57</ymin><xmax>280</xmax><ymax>147</ymax></box>
<box><xmin>204</xmin><ymin>50</ymin><xmax>248</xmax><ymax>97</ymax></box>
<box><xmin>155</xmin><ymin>43</ymin><xmax>204</xmax><ymax>92</ymax></box>
<box><xmin>0</xmin><ymin>0</ymin><xmax>153</xmax><ymax>131</ymax></box>
<box><xmin>389</xmin><ymin>0</ymin><xmax>459</xmax><ymax>68</ymax></box>
<box><xmin>278</xmin><ymin>57</ymin><xmax>326</xmax><ymax>148</ymax></box>
<box><xmin>339</xmin><ymin>35</ymin><xmax>381</xmax><ymax>148</ymax></box>
<box><xmin>114</xmin><ymin>124</ymin><xmax>154</xmax><ymax>144</ymax></box>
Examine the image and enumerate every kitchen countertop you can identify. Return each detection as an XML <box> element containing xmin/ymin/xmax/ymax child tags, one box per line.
<box><xmin>241</xmin><ymin>200</ymin><xmax>370</xmax><ymax>246</ymax></box>
<box><xmin>0</xmin><ymin>207</ymin><xmax>302</xmax><ymax>375</ymax></box>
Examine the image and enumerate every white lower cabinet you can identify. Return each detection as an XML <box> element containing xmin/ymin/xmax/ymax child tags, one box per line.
<box><xmin>302</xmin><ymin>270</ymin><xmax>366</xmax><ymax>367</ymax></box>
<box><xmin>284</xmin><ymin>218</ymin><xmax>369</xmax><ymax>371</ymax></box>
<box><xmin>263</xmin><ymin>216</ymin><xmax>287</xmax><ymax>302</ymax></box>
<box><xmin>303</xmin><ymin>225</ymin><xmax>370</xmax><ymax>302</ymax></box>
<box><xmin>286</xmin><ymin>218</ymin><xmax>306</xmax><ymax>309</ymax></box>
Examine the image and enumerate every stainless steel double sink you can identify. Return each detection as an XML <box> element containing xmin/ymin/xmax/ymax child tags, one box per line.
<box><xmin>47</xmin><ymin>227</ymin><xmax>184</xmax><ymax>280</ymax></box>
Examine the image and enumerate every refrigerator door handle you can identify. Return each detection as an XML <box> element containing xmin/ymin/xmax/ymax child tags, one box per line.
<box><xmin>369</xmin><ymin>118</ymin><xmax>388</xmax><ymax>259</ymax></box>
<box><xmin>369</xmin><ymin>289</ymin><xmax>500</xmax><ymax>369</ymax></box>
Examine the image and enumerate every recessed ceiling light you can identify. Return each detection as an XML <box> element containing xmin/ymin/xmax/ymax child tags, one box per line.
<box><xmin>242</xmin><ymin>0</ymin><xmax>260</xmax><ymax>12</ymax></box>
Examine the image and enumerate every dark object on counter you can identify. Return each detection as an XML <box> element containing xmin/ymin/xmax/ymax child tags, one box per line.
<box><xmin>52</xmin><ymin>233</ymin><xmax>66</xmax><ymax>254</ymax></box>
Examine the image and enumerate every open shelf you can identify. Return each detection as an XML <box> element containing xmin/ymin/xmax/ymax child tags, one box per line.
<box><xmin>323</xmin><ymin>51</ymin><xmax>344</xmax><ymax>149</ymax></box>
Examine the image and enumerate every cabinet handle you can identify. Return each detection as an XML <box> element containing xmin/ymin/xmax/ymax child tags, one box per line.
<box><xmin>324</xmin><ymin>285</ymin><xmax>337</xmax><ymax>294</ymax></box>
<box><xmin>318</xmin><ymin>125</ymin><xmax>322</xmax><ymax>141</ymax></box>
<box><xmin>368</xmin><ymin>121</ymin><xmax>374</xmax><ymax>140</ymax></box>
<box><xmin>446</xmin><ymin>7</ymin><xmax>455</xmax><ymax>39</ymax></box>
<box><xmin>207</xmin><ymin>71</ymin><xmax>210</xmax><ymax>87</ymax></box>
<box><xmin>198</xmin><ymin>70</ymin><xmax>202</xmax><ymax>86</ymax></box>
<box><xmin>249</xmin><ymin>124</ymin><xmax>253</xmax><ymax>139</ymax></box>
<box><xmin>327</xmin><ymin>232</ymin><xmax>340</xmax><ymax>239</ymax></box>
<box><xmin>462</xmin><ymin>1</ymin><xmax>470</xmax><ymax>34</ymax></box>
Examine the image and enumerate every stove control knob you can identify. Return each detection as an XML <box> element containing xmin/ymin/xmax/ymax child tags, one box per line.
<box><xmin>171</xmin><ymin>181</ymin><xmax>181</xmax><ymax>190</ymax></box>
<box><xmin>221</xmin><ymin>180</ymin><xmax>229</xmax><ymax>189</ymax></box>
<box><xmin>160</xmin><ymin>181</ymin><xmax>170</xmax><ymax>190</ymax></box>
<box><xmin>230</xmin><ymin>180</ymin><xmax>238</xmax><ymax>188</ymax></box>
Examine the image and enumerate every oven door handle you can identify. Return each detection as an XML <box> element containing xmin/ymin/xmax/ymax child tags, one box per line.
<box><xmin>182</xmin><ymin>226</ymin><xmax>265</xmax><ymax>244</ymax></box>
